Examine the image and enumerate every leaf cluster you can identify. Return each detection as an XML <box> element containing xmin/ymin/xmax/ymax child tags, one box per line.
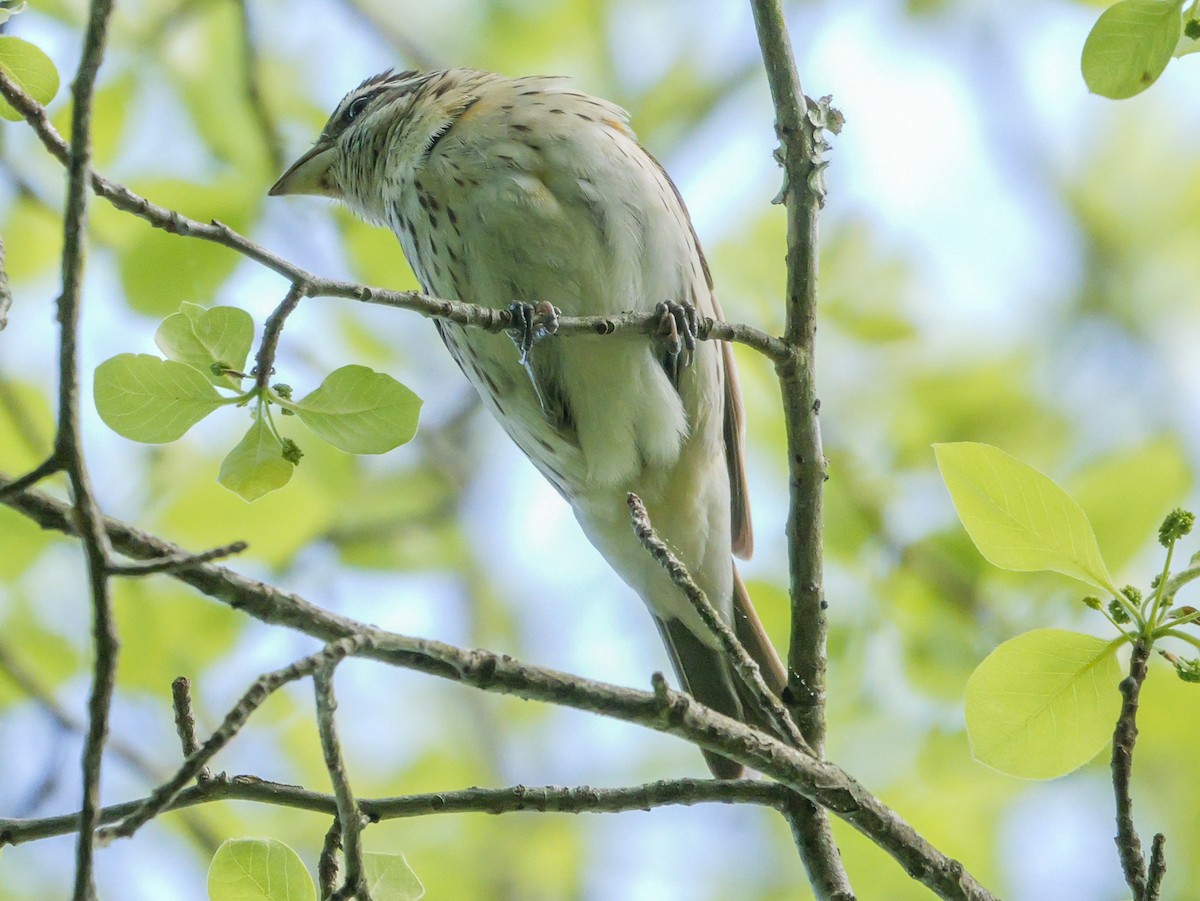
<box><xmin>937</xmin><ymin>442</ymin><xmax>1199</xmax><ymax>779</ymax></box>
<box><xmin>93</xmin><ymin>302</ymin><xmax>422</xmax><ymax>501</ymax></box>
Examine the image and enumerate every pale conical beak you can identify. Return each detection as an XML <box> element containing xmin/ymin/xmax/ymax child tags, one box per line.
<box><xmin>268</xmin><ymin>142</ymin><xmax>341</xmax><ymax>197</ymax></box>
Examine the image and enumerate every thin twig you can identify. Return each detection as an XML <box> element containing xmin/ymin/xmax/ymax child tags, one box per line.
<box><xmin>1</xmin><ymin>775</ymin><xmax>791</xmax><ymax>847</ymax></box>
<box><xmin>0</xmin><ymin>70</ymin><xmax>790</xmax><ymax>365</ymax></box>
<box><xmin>170</xmin><ymin>677</ymin><xmax>211</xmax><ymax>781</ymax></box>
<box><xmin>1146</xmin><ymin>833</ymin><xmax>1166</xmax><ymax>900</ymax></box>
<box><xmin>254</xmin><ymin>284</ymin><xmax>304</xmax><ymax>389</ymax></box>
<box><xmin>0</xmin><ymin>456</ymin><xmax>62</xmax><ymax>500</ymax></box>
<box><xmin>1112</xmin><ymin>639</ymin><xmax>1155</xmax><ymax>898</ymax></box>
<box><xmin>57</xmin><ymin>2</ymin><xmax>120</xmax><ymax>896</ymax></box>
<box><xmin>319</xmin><ymin>819</ymin><xmax>345</xmax><ymax>900</ymax></box>
<box><xmin>314</xmin><ymin>663</ymin><xmax>369</xmax><ymax>901</ymax></box>
<box><xmin>97</xmin><ymin>636</ymin><xmax>373</xmax><ymax>844</ymax></box>
<box><xmin>107</xmin><ymin>540</ymin><xmax>248</xmax><ymax>576</ymax></box>
<box><xmin>0</xmin><ymin>477</ymin><xmax>997</xmax><ymax>901</ymax></box>
<box><xmin>748</xmin><ymin>0</ymin><xmax>848</xmax><ymax>895</ymax></box>
<box><xmin>626</xmin><ymin>492</ymin><xmax>809</xmax><ymax>753</ymax></box>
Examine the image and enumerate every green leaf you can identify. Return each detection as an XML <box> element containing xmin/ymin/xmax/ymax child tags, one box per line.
<box><xmin>0</xmin><ymin>36</ymin><xmax>60</xmax><ymax>121</ymax></box>
<box><xmin>94</xmin><ymin>353</ymin><xmax>226</xmax><ymax>443</ymax></box>
<box><xmin>290</xmin><ymin>365</ymin><xmax>421</xmax><ymax>454</ymax></box>
<box><xmin>965</xmin><ymin>629</ymin><xmax>1123</xmax><ymax>778</ymax></box>
<box><xmin>207</xmin><ymin>838</ymin><xmax>315</xmax><ymax>901</ymax></box>
<box><xmin>364</xmin><ymin>853</ymin><xmax>425</xmax><ymax>901</ymax></box>
<box><xmin>1081</xmin><ymin>0</ymin><xmax>1184</xmax><ymax>99</ymax></box>
<box><xmin>155</xmin><ymin>303</ymin><xmax>254</xmax><ymax>391</ymax></box>
<box><xmin>934</xmin><ymin>442</ymin><xmax>1117</xmax><ymax>593</ymax></box>
<box><xmin>218</xmin><ymin>408</ymin><xmax>295</xmax><ymax>501</ymax></box>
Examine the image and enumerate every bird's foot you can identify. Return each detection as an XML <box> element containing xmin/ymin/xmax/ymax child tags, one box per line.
<box><xmin>655</xmin><ymin>300</ymin><xmax>698</xmax><ymax>386</ymax></box>
<box><xmin>507</xmin><ymin>301</ymin><xmax>560</xmax><ymax>363</ymax></box>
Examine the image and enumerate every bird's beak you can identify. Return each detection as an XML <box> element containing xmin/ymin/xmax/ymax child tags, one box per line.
<box><xmin>268</xmin><ymin>142</ymin><xmax>341</xmax><ymax>198</ymax></box>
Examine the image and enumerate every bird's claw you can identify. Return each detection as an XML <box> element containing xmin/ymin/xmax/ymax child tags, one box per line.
<box><xmin>507</xmin><ymin>301</ymin><xmax>559</xmax><ymax>363</ymax></box>
<box><xmin>656</xmin><ymin>300</ymin><xmax>698</xmax><ymax>384</ymax></box>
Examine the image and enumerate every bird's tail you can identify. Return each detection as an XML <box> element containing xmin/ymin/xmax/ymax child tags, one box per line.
<box><xmin>655</xmin><ymin>566</ymin><xmax>787</xmax><ymax>778</ymax></box>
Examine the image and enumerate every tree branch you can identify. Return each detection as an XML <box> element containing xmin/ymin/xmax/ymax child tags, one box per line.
<box><xmin>1112</xmin><ymin>639</ymin><xmax>1164</xmax><ymax>899</ymax></box>
<box><xmin>314</xmin><ymin>663</ymin><xmax>369</xmax><ymax>900</ymax></box>
<box><xmin>0</xmin><ymin>477</ymin><xmax>996</xmax><ymax>900</ymax></box>
<box><xmin>749</xmin><ymin>0</ymin><xmax>848</xmax><ymax>896</ymax></box>
<box><xmin>627</xmin><ymin>492</ymin><xmax>808</xmax><ymax>752</ymax></box>
<box><xmin>254</xmin><ymin>283</ymin><xmax>305</xmax><ymax>390</ymax></box>
<box><xmin>96</xmin><ymin>637</ymin><xmax>372</xmax><ymax>845</ymax></box>
<box><xmin>1</xmin><ymin>775</ymin><xmax>790</xmax><ymax>847</ymax></box>
<box><xmin>0</xmin><ymin>70</ymin><xmax>790</xmax><ymax>365</ymax></box>
<box><xmin>170</xmin><ymin>677</ymin><xmax>210</xmax><ymax>781</ymax></box>
<box><xmin>106</xmin><ymin>540</ymin><xmax>248</xmax><ymax>576</ymax></box>
<box><xmin>55</xmin><ymin>1</ymin><xmax>120</xmax><ymax>895</ymax></box>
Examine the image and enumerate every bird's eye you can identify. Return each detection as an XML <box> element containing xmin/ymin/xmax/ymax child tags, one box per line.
<box><xmin>344</xmin><ymin>96</ymin><xmax>371</xmax><ymax>123</ymax></box>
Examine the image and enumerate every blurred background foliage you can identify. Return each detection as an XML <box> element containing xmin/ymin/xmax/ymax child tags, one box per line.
<box><xmin>2</xmin><ymin>0</ymin><xmax>1199</xmax><ymax>898</ymax></box>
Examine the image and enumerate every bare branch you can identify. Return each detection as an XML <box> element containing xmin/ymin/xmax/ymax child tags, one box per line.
<box><xmin>1112</xmin><ymin>639</ymin><xmax>1160</xmax><ymax>899</ymax></box>
<box><xmin>319</xmin><ymin>820</ymin><xmax>345</xmax><ymax>900</ymax></box>
<box><xmin>1146</xmin><ymin>833</ymin><xmax>1166</xmax><ymax>901</ymax></box>
<box><xmin>97</xmin><ymin>636</ymin><xmax>373</xmax><ymax>844</ymax></box>
<box><xmin>627</xmin><ymin>492</ymin><xmax>809</xmax><ymax>752</ymax></box>
<box><xmin>0</xmin><ymin>456</ymin><xmax>62</xmax><ymax>500</ymax></box>
<box><xmin>0</xmin><ymin>71</ymin><xmax>789</xmax><ymax>365</ymax></box>
<box><xmin>314</xmin><ymin>663</ymin><xmax>369</xmax><ymax>901</ymax></box>
<box><xmin>170</xmin><ymin>677</ymin><xmax>210</xmax><ymax>781</ymax></box>
<box><xmin>749</xmin><ymin>0</ymin><xmax>848</xmax><ymax>894</ymax></box>
<box><xmin>0</xmin><ymin>477</ymin><xmax>997</xmax><ymax>900</ymax></box>
<box><xmin>107</xmin><ymin>541</ymin><xmax>249</xmax><ymax>576</ymax></box>
<box><xmin>56</xmin><ymin>1</ymin><xmax>120</xmax><ymax>896</ymax></box>
<box><xmin>254</xmin><ymin>284</ymin><xmax>305</xmax><ymax>390</ymax></box>
<box><xmin>0</xmin><ymin>774</ymin><xmax>790</xmax><ymax>847</ymax></box>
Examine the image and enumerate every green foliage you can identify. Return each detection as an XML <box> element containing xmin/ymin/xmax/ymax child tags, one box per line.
<box><xmin>207</xmin><ymin>838</ymin><xmax>315</xmax><ymax>901</ymax></box>
<box><xmin>94</xmin><ymin>304</ymin><xmax>422</xmax><ymax>501</ymax></box>
<box><xmin>940</xmin><ymin>442</ymin><xmax>1200</xmax><ymax>780</ymax></box>
<box><xmin>1081</xmin><ymin>0</ymin><xmax>1185</xmax><ymax>98</ymax></box>
<box><xmin>93</xmin><ymin>354</ymin><xmax>229</xmax><ymax>443</ymax></box>
<box><xmin>285</xmin><ymin>365</ymin><xmax>422</xmax><ymax>455</ymax></box>
<box><xmin>205</xmin><ymin>840</ymin><xmax>423</xmax><ymax>901</ymax></box>
<box><xmin>0</xmin><ymin>35</ymin><xmax>60</xmax><ymax>121</ymax></box>
<box><xmin>933</xmin><ymin>442</ymin><xmax>1117</xmax><ymax>594</ymax></box>
<box><xmin>155</xmin><ymin>302</ymin><xmax>254</xmax><ymax>392</ymax></box>
<box><xmin>6</xmin><ymin>1</ymin><xmax>1200</xmax><ymax>895</ymax></box>
<box><xmin>363</xmin><ymin>853</ymin><xmax>426</xmax><ymax>900</ymax></box>
<box><xmin>964</xmin><ymin>629</ymin><xmax>1123</xmax><ymax>778</ymax></box>
<box><xmin>218</xmin><ymin>408</ymin><xmax>297</xmax><ymax>500</ymax></box>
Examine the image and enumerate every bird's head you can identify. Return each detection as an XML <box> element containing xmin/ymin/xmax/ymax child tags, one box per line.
<box><xmin>269</xmin><ymin>68</ymin><xmax>479</xmax><ymax>225</ymax></box>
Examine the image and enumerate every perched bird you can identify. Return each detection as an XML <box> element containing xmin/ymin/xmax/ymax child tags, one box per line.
<box><xmin>270</xmin><ymin>68</ymin><xmax>786</xmax><ymax>776</ymax></box>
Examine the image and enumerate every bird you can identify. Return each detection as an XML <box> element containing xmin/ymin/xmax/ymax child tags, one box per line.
<box><xmin>269</xmin><ymin>68</ymin><xmax>786</xmax><ymax>777</ymax></box>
